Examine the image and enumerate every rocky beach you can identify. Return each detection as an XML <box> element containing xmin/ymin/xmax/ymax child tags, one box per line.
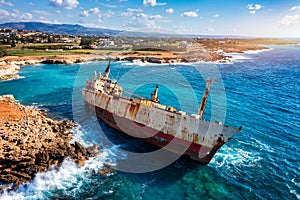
<box><xmin>0</xmin><ymin>51</ymin><xmax>231</xmax><ymax>81</ymax></box>
<box><xmin>1</xmin><ymin>37</ymin><xmax>297</xmax><ymax>82</ymax></box>
<box><xmin>0</xmin><ymin>95</ymin><xmax>99</xmax><ymax>191</ymax></box>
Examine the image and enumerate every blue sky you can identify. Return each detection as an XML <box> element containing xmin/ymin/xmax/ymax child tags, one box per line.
<box><xmin>0</xmin><ymin>0</ymin><xmax>300</xmax><ymax>37</ymax></box>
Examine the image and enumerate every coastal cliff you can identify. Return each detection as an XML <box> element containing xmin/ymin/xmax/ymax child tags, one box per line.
<box><xmin>0</xmin><ymin>95</ymin><xmax>99</xmax><ymax>191</ymax></box>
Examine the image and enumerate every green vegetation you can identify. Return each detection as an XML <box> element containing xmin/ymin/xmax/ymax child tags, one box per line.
<box><xmin>6</xmin><ymin>48</ymin><xmax>121</xmax><ymax>56</ymax></box>
<box><xmin>23</xmin><ymin>44</ymin><xmax>72</xmax><ymax>50</ymax></box>
<box><xmin>1</xmin><ymin>28</ymin><xmax>297</xmax><ymax>58</ymax></box>
<box><xmin>7</xmin><ymin>49</ymin><xmax>87</xmax><ymax>56</ymax></box>
<box><xmin>0</xmin><ymin>46</ymin><xmax>7</xmax><ymax>58</ymax></box>
<box><xmin>80</xmin><ymin>37</ymin><xmax>95</xmax><ymax>49</ymax></box>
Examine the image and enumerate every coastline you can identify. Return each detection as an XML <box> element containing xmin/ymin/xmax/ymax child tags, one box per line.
<box><xmin>0</xmin><ymin>95</ymin><xmax>100</xmax><ymax>191</ymax></box>
<box><xmin>1</xmin><ymin>40</ymin><xmax>295</xmax><ymax>81</ymax></box>
<box><xmin>0</xmin><ymin>46</ymin><xmax>270</xmax><ymax>81</ymax></box>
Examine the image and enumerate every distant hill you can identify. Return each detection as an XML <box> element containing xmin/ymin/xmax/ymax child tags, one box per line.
<box><xmin>0</xmin><ymin>22</ymin><xmax>122</xmax><ymax>36</ymax></box>
<box><xmin>0</xmin><ymin>22</ymin><xmax>246</xmax><ymax>39</ymax></box>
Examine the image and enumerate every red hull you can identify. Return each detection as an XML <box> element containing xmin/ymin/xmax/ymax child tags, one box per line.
<box><xmin>94</xmin><ymin>106</ymin><xmax>223</xmax><ymax>164</ymax></box>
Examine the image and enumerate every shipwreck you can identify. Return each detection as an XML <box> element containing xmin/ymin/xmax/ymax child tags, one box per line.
<box><xmin>82</xmin><ymin>62</ymin><xmax>241</xmax><ymax>164</ymax></box>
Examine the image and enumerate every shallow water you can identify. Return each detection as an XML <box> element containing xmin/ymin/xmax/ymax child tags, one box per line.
<box><xmin>0</xmin><ymin>45</ymin><xmax>299</xmax><ymax>199</ymax></box>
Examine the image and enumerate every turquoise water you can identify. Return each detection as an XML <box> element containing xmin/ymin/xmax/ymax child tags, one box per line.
<box><xmin>0</xmin><ymin>45</ymin><xmax>299</xmax><ymax>199</ymax></box>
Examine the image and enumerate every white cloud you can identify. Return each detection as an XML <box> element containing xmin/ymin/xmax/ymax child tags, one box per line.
<box><xmin>49</xmin><ymin>0</ymin><xmax>79</xmax><ymax>10</ymax></box>
<box><xmin>33</xmin><ymin>10</ymin><xmax>51</xmax><ymax>16</ymax></box>
<box><xmin>0</xmin><ymin>9</ymin><xmax>10</xmax><ymax>17</ymax></box>
<box><xmin>247</xmin><ymin>4</ymin><xmax>262</xmax><ymax>10</ymax></box>
<box><xmin>119</xmin><ymin>8</ymin><xmax>142</xmax><ymax>17</ymax></box>
<box><xmin>20</xmin><ymin>13</ymin><xmax>33</xmax><ymax>20</ymax></box>
<box><xmin>149</xmin><ymin>14</ymin><xmax>162</xmax><ymax>20</ymax></box>
<box><xmin>80</xmin><ymin>11</ymin><xmax>89</xmax><ymax>17</ymax></box>
<box><xmin>98</xmin><ymin>10</ymin><xmax>115</xmax><ymax>18</ymax></box>
<box><xmin>80</xmin><ymin>7</ymin><xmax>100</xmax><ymax>17</ymax></box>
<box><xmin>127</xmin><ymin>8</ymin><xmax>143</xmax><ymax>12</ymax></box>
<box><xmin>247</xmin><ymin>3</ymin><xmax>262</xmax><ymax>14</ymax></box>
<box><xmin>124</xmin><ymin>18</ymin><xmax>155</xmax><ymax>29</ymax></box>
<box><xmin>136</xmin><ymin>13</ymin><xmax>147</xmax><ymax>18</ymax></box>
<box><xmin>165</xmin><ymin>8</ymin><xmax>174</xmax><ymax>14</ymax></box>
<box><xmin>119</xmin><ymin>12</ymin><xmax>131</xmax><ymax>17</ymax></box>
<box><xmin>28</xmin><ymin>2</ymin><xmax>35</xmax><ymax>6</ymax></box>
<box><xmin>0</xmin><ymin>9</ymin><xmax>33</xmax><ymax>21</ymax></box>
<box><xmin>100</xmin><ymin>3</ymin><xmax>117</xmax><ymax>8</ymax></box>
<box><xmin>11</xmin><ymin>9</ymin><xmax>19</xmax><ymax>18</ymax></box>
<box><xmin>38</xmin><ymin>16</ymin><xmax>51</xmax><ymax>23</ymax></box>
<box><xmin>281</xmin><ymin>14</ymin><xmax>300</xmax><ymax>25</ymax></box>
<box><xmin>214</xmin><ymin>13</ymin><xmax>220</xmax><ymax>18</ymax></box>
<box><xmin>206</xmin><ymin>27</ymin><xmax>215</xmax><ymax>33</ymax></box>
<box><xmin>255</xmin><ymin>4</ymin><xmax>262</xmax><ymax>10</ymax></box>
<box><xmin>143</xmin><ymin>0</ymin><xmax>166</xmax><ymax>7</ymax></box>
<box><xmin>54</xmin><ymin>19</ymin><xmax>61</xmax><ymax>24</ymax></box>
<box><xmin>181</xmin><ymin>10</ymin><xmax>198</xmax><ymax>17</ymax></box>
<box><xmin>0</xmin><ymin>0</ymin><xmax>14</xmax><ymax>7</ymax></box>
<box><xmin>290</xmin><ymin>5</ymin><xmax>300</xmax><ymax>11</ymax></box>
<box><xmin>136</xmin><ymin>13</ymin><xmax>163</xmax><ymax>20</ymax></box>
<box><xmin>123</xmin><ymin>12</ymin><xmax>163</xmax><ymax>29</ymax></box>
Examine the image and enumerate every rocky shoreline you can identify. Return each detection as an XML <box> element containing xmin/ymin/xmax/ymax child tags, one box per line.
<box><xmin>0</xmin><ymin>44</ymin><xmax>268</xmax><ymax>81</ymax></box>
<box><xmin>0</xmin><ymin>95</ymin><xmax>99</xmax><ymax>191</ymax></box>
<box><xmin>0</xmin><ymin>52</ymin><xmax>226</xmax><ymax>81</ymax></box>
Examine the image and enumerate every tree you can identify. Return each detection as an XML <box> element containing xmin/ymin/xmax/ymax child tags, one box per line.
<box><xmin>0</xmin><ymin>46</ymin><xmax>7</xmax><ymax>58</ymax></box>
<box><xmin>11</xmin><ymin>41</ymin><xmax>16</xmax><ymax>48</ymax></box>
<box><xmin>80</xmin><ymin>37</ymin><xmax>95</xmax><ymax>48</ymax></box>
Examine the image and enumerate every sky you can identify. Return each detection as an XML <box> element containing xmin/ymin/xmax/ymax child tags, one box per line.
<box><xmin>0</xmin><ymin>0</ymin><xmax>300</xmax><ymax>37</ymax></box>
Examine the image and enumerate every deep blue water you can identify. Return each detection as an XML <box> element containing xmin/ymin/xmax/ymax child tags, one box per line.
<box><xmin>0</xmin><ymin>45</ymin><xmax>299</xmax><ymax>199</ymax></box>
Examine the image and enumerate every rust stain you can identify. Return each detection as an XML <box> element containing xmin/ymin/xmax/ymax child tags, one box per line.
<box><xmin>193</xmin><ymin>133</ymin><xmax>199</xmax><ymax>143</ymax></box>
<box><xmin>129</xmin><ymin>103</ymin><xmax>140</xmax><ymax>118</ymax></box>
<box><xmin>105</xmin><ymin>96</ymin><xmax>110</xmax><ymax>110</ymax></box>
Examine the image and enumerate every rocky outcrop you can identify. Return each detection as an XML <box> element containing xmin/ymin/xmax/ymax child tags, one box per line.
<box><xmin>0</xmin><ymin>95</ymin><xmax>99</xmax><ymax>191</ymax></box>
<box><xmin>0</xmin><ymin>95</ymin><xmax>15</xmax><ymax>102</ymax></box>
<box><xmin>0</xmin><ymin>64</ymin><xmax>20</xmax><ymax>81</ymax></box>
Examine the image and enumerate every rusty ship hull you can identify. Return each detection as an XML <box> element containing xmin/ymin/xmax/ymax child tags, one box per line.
<box><xmin>94</xmin><ymin>106</ymin><xmax>223</xmax><ymax>164</ymax></box>
<box><xmin>82</xmin><ymin>87</ymin><xmax>241</xmax><ymax>164</ymax></box>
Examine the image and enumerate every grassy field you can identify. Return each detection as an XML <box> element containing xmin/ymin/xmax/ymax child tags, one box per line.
<box><xmin>4</xmin><ymin>38</ymin><xmax>297</xmax><ymax>57</ymax></box>
<box><xmin>8</xmin><ymin>49</ymin><xmax>78</xmax><ymax>56</ymax></box>
<box><xmin>6</xmin><ymin>49</ymin><xmax>124</xmax><ymax>56</ymax></box>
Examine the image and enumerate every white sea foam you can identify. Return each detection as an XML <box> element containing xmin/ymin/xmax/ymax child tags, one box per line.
<box><xmin>243</xmin><ymin>48</ymin><xmax>273</xmax><ymax>54</ymax></box>
<box><xmin>252</xmin><ymin>139</ymin><xmax>275</xmax><ymax>153</ymax></box>
<box><xmin>124</xmin><ymin>62</ymin><xmax>171</xmax><ymax>67</ymax></box>
<box><xmin>0</xmin><ymin>75</ymin><xmax>25</xmax><ymax>82</ymax></box>
<box><xmin>0</xmin><ymin>124</ymin><xmax>123</xmax><ymax>200</ymax></box>
<box><xmin>225</xmin><ymin>53</ymin><xmax>251</xmax><ymax>62</ymax></box>
<box><xmin>224</xmin><ymin>48</ymin><xmax>273</xmax><ymax>63</ymax></box>
<box><xmin>210</xmin><ymin>145</ymin><xmax>262</xmax><ymax>169</ymax></box>
<box><xmin>287</xmin><ymin>178</ymin><xmax>300</xmax><ymax>199</ymax></box>
<box><xmin>0</xmin><ymin>148</ymin><xmax>118</xmax><ymax>200</ymax></box>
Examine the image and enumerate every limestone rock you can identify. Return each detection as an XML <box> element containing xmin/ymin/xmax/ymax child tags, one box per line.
<box><xmin>0</xmin><ymin>94</ymin><xmax>15</xmax><ymax>103</ymax></box>
<box><xmin>0</xmin><ymin>100</ymin><xmax>99</xmax><ymax>191</ymax></box>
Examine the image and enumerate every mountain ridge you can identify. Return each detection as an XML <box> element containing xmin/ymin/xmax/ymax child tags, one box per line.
<box><xmin>0</xmin><ymin>22</ymin><xmax>122</xmax><ymax>36</ymax></box>
<box><xmin>0</xmin><ymin>22</ymin><xmax>246</xmax><ymax>38</ymax></box>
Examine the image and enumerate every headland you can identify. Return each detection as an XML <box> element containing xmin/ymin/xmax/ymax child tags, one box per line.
<box><xmin>0</xmin><ymin>95</ymin><xmax>100</xmax><ymax>191</ymax></box>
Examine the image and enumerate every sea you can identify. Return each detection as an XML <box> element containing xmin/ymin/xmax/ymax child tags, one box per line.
<box><xmin>0</xmin><ymin>44</ymin><xmax>299</xmax><ymax>200</ymax></box>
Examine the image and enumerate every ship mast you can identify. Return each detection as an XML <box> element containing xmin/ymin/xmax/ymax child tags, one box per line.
<box><xmin>151</xmin><ymin>85</ymin><xmax>159</xmax><ymax>103</ymax></box>
<box><xmin>198</xmin><ymin>79</ymin><xmax>214</xmax><ymax>119</ymax></box>
<box><xmin>103</xmin><ymin>60</ymin><xmax>111</xmax><ymax>79</ymax></box>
